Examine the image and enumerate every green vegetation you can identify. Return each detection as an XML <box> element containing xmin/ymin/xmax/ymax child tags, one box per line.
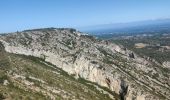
<box><xmin>0</xmin><ymin>43</ymin><xmax>115</xmax><ymax>100</ymax></box>
<box><xmin>112</xmin><ymin>35</ymin><xmax>170</xmax><ymax>63</ymax></box>
<box><xmin>77</xmin><ymin>77</ymin><xmax>120</xmax><ymax>100</ymax></box>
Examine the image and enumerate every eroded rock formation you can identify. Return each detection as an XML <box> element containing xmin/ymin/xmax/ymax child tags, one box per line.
<box><xmin>0</xmin><ymin>28</ymin><xmax>169</xmax><ymax>100</ymax></box>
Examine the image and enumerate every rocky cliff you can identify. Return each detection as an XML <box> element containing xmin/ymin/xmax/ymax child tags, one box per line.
<box><xmin>0</xmin><ymin>28</ymin><xmax>169</xmax><ymax>100</ymax></box>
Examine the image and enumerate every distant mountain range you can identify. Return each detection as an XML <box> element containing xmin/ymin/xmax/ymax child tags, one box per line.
<box><xmin>79</xmin><ymin>19</ymin><xmax>170</xmax><ymax>35</ymax></box>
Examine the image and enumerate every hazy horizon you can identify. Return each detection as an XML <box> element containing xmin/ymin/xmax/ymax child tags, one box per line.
<box><xmin>0</xmin><ymin>0</ymin><xmax>170</xmax><ymax>33</ymax></box>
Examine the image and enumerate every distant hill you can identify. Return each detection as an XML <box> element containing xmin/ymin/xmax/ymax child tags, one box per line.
<box><xmin>79</xmin><ymin>19</ymin><xmax>170</xmax><ymax>35</ymax></box>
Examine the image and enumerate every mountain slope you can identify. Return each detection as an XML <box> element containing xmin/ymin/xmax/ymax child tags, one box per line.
<box><xmin>0</xmin><ymin>28</ymin><xmax>170</xmax><ymax>100</ymax></box>
<box><xmin>0</xmin><ymin>42</ymin><xmax>115</xmax><ymax>100</ymax></box>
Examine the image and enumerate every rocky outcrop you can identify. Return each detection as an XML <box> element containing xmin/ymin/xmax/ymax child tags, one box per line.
<box><xmin>162</xmin><ymin>61</ymin><xmax>170</xmax><ymax>69</ymax></box>
<box><xmin>0</xmin><ymin>28</ymin><xmax>169</xmax><ymax>100</ymax></box>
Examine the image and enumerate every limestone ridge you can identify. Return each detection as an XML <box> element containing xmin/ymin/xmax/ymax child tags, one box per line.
<box><xmin>0</xmin><ymin>28</ymin><xmax>169</xmax><ymax>100</ymax></box>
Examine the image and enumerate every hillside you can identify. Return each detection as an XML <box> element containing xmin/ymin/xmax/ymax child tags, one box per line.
<box><xmin>0</xmin><ymin>28</ymin><xmax>170</xmax><ymax>100</ymax></box>
<box><xmin>0</xmin><ymin>41</ymin><xmax>115</xmax><ymax>100</ymax></box>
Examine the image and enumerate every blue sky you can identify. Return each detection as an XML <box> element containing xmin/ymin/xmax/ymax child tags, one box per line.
<box><xmin>0</xmin><ymin>0</ymin><xmax>170</xmax><ymax>33</ymax></box>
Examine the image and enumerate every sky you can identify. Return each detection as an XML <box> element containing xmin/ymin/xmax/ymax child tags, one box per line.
<box><xmin>0</xmin><ymin>0</ymin><xmax>170</xmax><ymax>33</ymax></box>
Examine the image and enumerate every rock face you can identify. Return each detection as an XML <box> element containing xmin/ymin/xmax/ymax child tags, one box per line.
<box><xmin>163</xmin><ymin>61</ymin><xmax>170</xmax><ymax>69</ymax></box>
<box><xmin>0</xmin><ymin>28</ymin><xmax>170</xmax><ymax>100</ymax></box>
